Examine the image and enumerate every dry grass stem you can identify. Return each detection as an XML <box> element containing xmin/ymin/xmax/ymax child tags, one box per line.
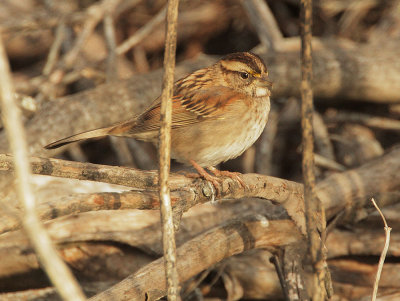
<box><xmin>158</xmin><ymin>0</ymin><xmax>181</xmax><ymax>300</ymax></box>
<box><xmin>104</xmin><ymin>12</ymin><xmax>118</xmax><ymax>81</ymax></box>
<box><xmin>300</xmin><ymin>0</ymin><xmax>332</xmax><ymax>299</ymax></box>
<box><xmin>371</xmin><ymin>198</ymin><xmax>392</xmax><ymax>301</ymax></box>
<box><xmin>42</xmin><ymin>21</ymin><xmax>66</xmax><ymax>76</ymax></box>
<box><xmin>63</xmin><ymin>0</ymin><xmax>120</xmax><ymax>68</ymax></box>
<box><xmin>116</xmin><ymin>6</ymin><xmax>167</xmax><ymax>55</ymax></box>
<box><xmin>0</xmin><ymin>31</ymin><xmax>86</xmax><ymax>300</ymax></box>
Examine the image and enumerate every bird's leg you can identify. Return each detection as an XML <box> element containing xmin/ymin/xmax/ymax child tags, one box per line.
<box><xmin>187</xmin><ymin>160</ymin><xmax>222</xmax><ymax>192</ymax></box>
<box><xmin>207</xmin><ymin>166</ymin><xmax>246</xmax><ymax>188</ymax></box>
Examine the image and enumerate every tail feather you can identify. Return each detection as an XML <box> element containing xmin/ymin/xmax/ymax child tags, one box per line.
<box><xmin>44</xmin><ymin>127</ymin><xmax>111</xmax><ymax>149</ymax></box>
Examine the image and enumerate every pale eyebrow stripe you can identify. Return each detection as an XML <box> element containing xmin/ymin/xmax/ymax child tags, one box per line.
<box><xmin>221</xmin><ymin>61</ymin><xmax>261</xmax><ymax>75</ymax></box>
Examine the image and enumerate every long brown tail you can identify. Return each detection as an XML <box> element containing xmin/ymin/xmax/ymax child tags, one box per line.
<box><xmin>44</xmin><ymin>127</ymin><xmax>112</xmax><ymax>149</ymax></box>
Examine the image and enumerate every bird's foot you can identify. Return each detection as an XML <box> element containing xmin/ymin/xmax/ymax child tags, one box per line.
<box><xmin>207</xmin><ymin>166</ymin><xmax>246</xmax><ymax>188</ymax></box>
<box><xmin>187</xmin><ymin>160</ymin><xmax>246</xmax><ymax>194</ymax></box>
<box><xmin>187</xmin><ymin>160</ymin><xmax>223</xmax><ymax>194</ymax></box>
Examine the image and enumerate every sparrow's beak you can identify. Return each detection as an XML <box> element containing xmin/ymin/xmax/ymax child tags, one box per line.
<box><xmin>260</xmin><ymin>75</ymin><xmax>273</xmax><ymax>89</ymax></box>
<box><xmin>255</xmin><ymin>74</ymin><xmax>273</xmax><ymax>97</ymax></box>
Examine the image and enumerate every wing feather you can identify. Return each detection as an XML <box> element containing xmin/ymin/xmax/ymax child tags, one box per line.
<box><xmin>120</xmin><ymin>86</ymin><xmax>243</xmax><ymax>135</ymax></box>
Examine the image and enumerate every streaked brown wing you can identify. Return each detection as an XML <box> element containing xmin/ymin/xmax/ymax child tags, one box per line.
<box><xmin>179</xmin><ymin>86</ymin><xmax>241</xmax><ymax>117</ymax></box>
<box><xmin>124</xmin><ymin>86</ymin><xmax>242</xmax><ymax>135</ymax></box>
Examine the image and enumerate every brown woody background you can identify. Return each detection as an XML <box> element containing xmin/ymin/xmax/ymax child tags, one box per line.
<box><xmin>1</xmin><ymin>0</ymin><xmax>400</xmax><ymax>300</ymax></box>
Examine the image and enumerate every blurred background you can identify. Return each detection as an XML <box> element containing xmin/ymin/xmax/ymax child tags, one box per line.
<box><xmin>1</xmin><ymin>0</ymin><xmax>400</xmax><ymax>300</ymax></box>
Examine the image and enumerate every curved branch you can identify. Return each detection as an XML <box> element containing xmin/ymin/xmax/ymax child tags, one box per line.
<box><xmin>89</xmin><ymin>215</ymin><xmax>302</xmax><ymax>301</ymax></box>
<box><xmin>0</xmin><ymin>153</ymin><xmax>304</xmax><ymax>233</ymax></box>
<box><xmin>2</xmin><ymin>145</ymin><xmax>400</xmax><ymax>234</ymax></box>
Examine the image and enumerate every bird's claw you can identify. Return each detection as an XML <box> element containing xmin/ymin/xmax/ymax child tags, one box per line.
<box><xmin>207</xmin><ymin>167</ymin><xmax>246</xmax><ymax>189</ymax></box>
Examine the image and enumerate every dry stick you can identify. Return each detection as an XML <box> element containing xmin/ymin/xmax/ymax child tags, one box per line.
<box><xmin>325</xmin><ymin>111</ymin><xmax>400</xmax><ymax>131</ymax></box>
<box><xmin>36</xmin><ymin>21</ymin><xmax>67</xmax><ymax>102</ymax></box>
<box><xmin>43</xmin><ymin>21</ymin><xmax>66</xmax><ymax>76</ymax></box>
<box><xmin>0</xmin><ymin>32</ymin><xmax>86</xmax><ymax>300</ymax></box>
<box><xmin>242</xmin><ymin>0</ymin><xmax>284</xmax><ymax>51</ymax></box>
<box><xmin>314</xmin><ymin>153</ymin><xmax>345</xmax><ymax>172</ymax></box>
<box><xmin>159</xmin><ymin>0</ymin><xmax>181</xmax><ymax>300</ymax></box>
<box><xmin>115</xmin><ymin>0</ymin><xmax>143</xmax><ymax>16</ymax></box>
<box><xmin>103</xmin><ymin>13</ymin><xmax>118</xmax><ymax>82</ymax></box>
<box><xmin>63</xmin><ymin>0</ymin><xmax>120</xmax><ymax>68</ymax></box>
<box><xmin>36</xmin><ymin>0</ymin><xmax>121</xmax><ymax>103</ymax></box>
<box><xmin>313</xmin><ymin>111</ymin><xmax>335</xmax><ymax>161</ymax></box>
<box><xmin>3</xmin><ymin>145</ymin><xmax>400</xmax><ymax>232</ymax></box>
<box><xmin>0</xmin><ymin>200</ymin><xmax>297</xmax><ymax>281</ymax></box>
<box><xmin>371</xmin><ymin>198</ymin><xmax>392</xmax><ymax>301</ymax></box>
<box><xmin>0</xmin><ymin>287</ymin><xmax>58</xmax><ymax>300</ymax></box>
<box><xmin>88</xmin><ymin>216</ymin><xmax>301</xmax><ymax>301</ymax></box>
<box><xmin>300</xmin><ymin>0</ymin><xmax>331</xmax><ymax>300</ymax></box>
<box><xmin>116</xmin><ymin>5</ymin><xmax>167</xmax><ymax>55</ymax></box>
<box><xmin>104</xmin><ymin>11</ymin><xmax>136</xmax><ymax>166</ymax></box>
<box><xmin>0</xmin><ymin>154</ymin><xmax>304</xmax><ymax>234</ymax></box>
<box><xmin>0</xmin><ymin>154</ymin><xmax>193</xmax><ymax>190</ymax></box>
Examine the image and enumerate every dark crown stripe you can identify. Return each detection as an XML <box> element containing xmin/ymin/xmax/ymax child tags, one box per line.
<box><xmin>221</xmin><ymin>52</ymin><xmax>264</xmax><ymax>74</ymax></box>
<box><xmin>219</xmin><ymin>64</ymin><xmax>231</xmax><ymax>74</ymax></box>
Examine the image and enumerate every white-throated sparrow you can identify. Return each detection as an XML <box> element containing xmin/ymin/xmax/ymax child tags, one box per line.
<box><xmin>45</xmin><ymin>52</ymin><xmax>273</xmax><ymax>188</ymax></box>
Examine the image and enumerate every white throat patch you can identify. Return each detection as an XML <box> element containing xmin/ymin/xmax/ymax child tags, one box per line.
<box><xmin>255</xmin><ymin>87</ymin><xmax>269</xmax><ymax>97</ymax></box>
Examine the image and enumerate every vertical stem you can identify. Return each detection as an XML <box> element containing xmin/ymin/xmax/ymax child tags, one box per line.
<box><xmin>300</xmin><ymin>1</ymin><xmax>331</xmax><ymax>300</ymax></box>
<box><xmin>0</xmin><ymin>31</ymin><xmax>85</xmax><ymax>300</ymax></box>
<box><xmin>104</xmin><ymin>12</ymin><xmax>118</xmax><ymax>82</ymax></box>
<box><xmin>371</xmin><ymin>198</ymin><xmax>392</xmax><ymax>301</ymax></box>
<box><xmin>159</xmin><ymin>0</ymin><xmax>181</xmax><ymax>300</ymax></box>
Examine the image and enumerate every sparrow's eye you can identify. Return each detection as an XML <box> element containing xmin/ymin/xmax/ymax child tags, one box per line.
<box><xmin>240</xmin><ymin>72</ymin><xmax>249</xmax><ymax>79</ymax></box>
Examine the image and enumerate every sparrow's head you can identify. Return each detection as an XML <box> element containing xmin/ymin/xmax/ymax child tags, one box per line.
<box><xmin>218</xmin><ymin>52</ymin><xmax>272</xmax><ymax>98</ymax></box>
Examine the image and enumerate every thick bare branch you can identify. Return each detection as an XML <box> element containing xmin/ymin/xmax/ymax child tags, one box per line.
<box><xmin>2</xmin><ymin>143</ymin><xmax>400</xmax><ymax>233</ymax></box>
<box><xmin>89</xmin><ymin>216</ymin><xmax>302</xmax><ymax>301</ymax></box>
<box><xmin>0</xmin><ymin>153</ymin><xmax>303</xmax><ymax>233</ymax></box>
<box><xmin>0</xmin><ymin>199</ymin><xmax>293</xmax><ymax>280</ymax></box>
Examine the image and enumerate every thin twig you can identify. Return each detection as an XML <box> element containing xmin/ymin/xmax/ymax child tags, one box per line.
<box><xmin>116</xmin><ymin>5</ymin><xmax>167</xmax><ymax>55</ymax></box>
<box><xmin>371</xmin><ymin>198</ymin><xmax>392</xmax><ymax>301</ymax></box>
<box><xmin>63</xmin><ymin>0</ymin><xmax>120</xmax><ymax>68</ymax></box>
<box><xmin>0</xmin><ymin>30</ymin><xmax>86</xmax><ymax>300</ymax></box>
<box><xmin>314</xmin><ymin>153</ymin><xmax>346</xmax><ymax>172</ymax></box>
<box><xmin>271</xmin><ymin>255</ymin><xmax>290</xmax><ymax>300</ymax></box>
<box><xmin>43</xmin><ymin>21</ymin><xmax>66</xmax><ymax>76</ymax></box>
<box><xmin>313</xmin><ymin>111</ymin><xmax>335</xmax><ymax>161</ymax></box>
<box><xmin>104</xmin><ymin>11</ymin><xmax>137</xmax><ymax>165</ymax></box>
<box><xmin>103</xmin><ymin>12</ymin><xmax>118</xmax><ymax>81</ymax></box>
<box><xmin>300</xmin><ymin>0</ymin><xmax>332</xmax><ymax>299</ymax></box>
<box><xmin>159</xmin><ymin>0</ymin><xmax>181</xmax><ymax>300</ymax></box>
<box><xmin>36</xmin><ymin>0</ymin><xmax>122</xmax><ymax>102</ymax></box>
<box><xmin>325</xmin><ymin>111</ymin><xmax>400</xmax><ymax>131</ymax></box>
